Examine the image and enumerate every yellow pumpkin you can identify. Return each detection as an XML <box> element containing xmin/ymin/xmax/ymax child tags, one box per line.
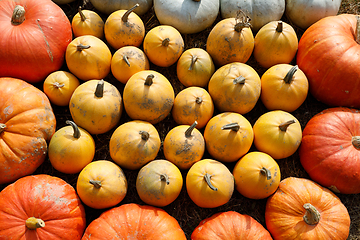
<box><xmin>104</xmin><ymin>4</ymin><xmax>145</xmax><ymax>50</ymax></box>
<box><xmin>233</xmin><ymin>151</ymin><xmax>281</xmax><ymax>199</ymax></box>
<box><xmin>143</xmin><ymin>25</ymin><xmax>184</xmax><ymax>67</ymax></box>
<box><xmin>163</xmin><ymin>122</ymin><xmax>205</xmax><ymax>170</ymax></box>
<box><xmin>71</xmin><ymin>6</ymin><xmax>105</xmax><ymax>39</ymax></box>
<box><xmin>65</xmin><ymin>35</ymin><xmax>112</xmax><ymax>81</ymax></box>
<box><xmin>136</xmin><ymin>159</ymin><xmax>183</xmax><ymax>207</ymax></box>
<box><xmin>260</xmin><ymin>64</ymin><xmax>309</xmax><ymax>112</ymax></box>
<box><xmin>171</xmin><ymin>86</ymin><xmax>214</xmax><ymax>129</ymax></box>
<box><xmin>206</xmin><ymin>11</ymin><xmax>254</xmax><ymax>66</ymax></box>
<box><xmin>176</xmin><ymin>48</ymin><xmax>215</xmax><ymax>87</ymax></box>
<box><xmin>111</xmin><ymin>46</ymin><xmax>150</xmax><ymax>84</ymax></box>
<box><xmin>76</xmin><ymin>160</ymin><xmax>128</xmax><ymax>209</ymax></box>
<box><xmin>109</xmin><ymin>120</ymin><xmax>161</xmax><ymax>170</ymax></box>
<box><xmin>253</xmin><ymin>110</ymin><xmax>302</xmax><ymax>159</ymax></box>
<box><xmin>186</xmin><ymin>159</ymin><xmax>234</xmax><ymax>208</ymax></box>
<box><xmin>208</xmin><ymin>62</ymin><xmax>261</xmax><ymax>115</ymax></box>
<box><xmin>48</xmin><ymin>120</ymin><xmax>95</xmax><ymax>174</ymax></box>
<box><xmin>69</xmin><ymin>79</ymin><xmax>123</xmax><ymax>135</ymax></box>
<box><xmin>254</xmin><ymin>21</ymin><xmax>298</xmax><ymax>68</ymax></box>
<box><xmin>43</xmin><ymin>70</ymin><xmax>80</xmax><ymax>106</ymax></box>
<box><xmin>123</xmin><ymin>70</ymin><xmax>175</xmax><ymax>124</ymax></box>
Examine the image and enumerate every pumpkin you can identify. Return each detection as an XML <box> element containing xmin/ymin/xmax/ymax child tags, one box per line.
<box><xmin>76</xmin><ymin>160</ymin><xmax>127</xmax><ymax>209</ymax></box>
<box><xmin>48</xmin><ymin>120</ymin><xmax>95</xmax><ymax>174</ymax></box>
<box><xmin>163</xmin><ymin>122</ymin><xmax>205</xmax><ymax>170</ymax></box>
<box><xmin>265</xmin><ymin>177</ymin><xmax>350</xmax><ymax>240</ymax></box>
<box><xmin>176</xmin><ymin>48</ymin><xmax>215</xmax><ymax>88</ymax></box>
<box><xmin>69</xmin><ymin>79</ymin><xmax>123</xmax><ymax>135</ymax></box>
<box><xmin>123</xmin><ymin>70</ymin><xmax>175</xmax><ymax>124</ymax></box>
<box><xmin>71</xmin><ymin>6</ymin><xmax>105</xmax><ymax>39</ymax></box>
<box><xmin>0</xmin><ymin>0</ymin><xmax>72</xmax><ymax>83</ymax></box>
<box><xmin>204</xmin><ymin>112</ymin><xmax>254</xmax><ymax>162</ymax></box>
<box><xmin>253</xmin><ymin>21</ymin><xmax>298</xmax><ymax>68</ymax></box>
<box><xmin>109</xmin><ymin>120</ymin><xmax>161</xmax><ymax>170</ymax></box>
<box><xmin>208</xmin><ymin>62</ymin><xmax>261</xmax><ymax>115</ymax></box>
<box><xmin>260</xmin><ymin>64</ymin><xmax>309</xmax><ymax>112</ymax></box>
<box><xmin>43</xmin><ymin>70</ymin><xmax>80</xmax><ymax>106</ymax></box>
<box><xmin>233</xmin><ymin>151</ymin><xmax>281</xmax><ymax>199</ymax></box>
<box><xmin>191</xmin><ymin>211</ymin><xmax>273</xmax><ymax>240</ymax></box>
<box><xmin>220</xmin><ymin>0</ymin><xmax>285</xmax><ymax>32</ymax></box>
<box><xmin>104</xmin><ymin>4</ymin><xmax>145</xmax><ymax>50</ymax></box>
<box><xmin>111</xmin><ymin>46</ymin><xmax>150</xmax><ymax>84</ymax></box>
<box><xmin>206</xmin><ymin>10</ymin><xmax>254</xmax><ymax>66</ymax></box>
<box><xmin>186</xmin><ymin>159</ymin><xmax>234</xmax><ymax>208</ymax></box>
<box><xmin>285</xmin><ymin>0</ymin><xmax>342</xmax><ymax>29</ymax></box>
<box><xmin>82</xmin><ymin>203</ymin><xmax>187</xmax><ymax>239</ymax></box>
<box><xmin>136</xmin><ymin>159</ymin><xmax>183</xmax><ymax>207</ymax></box>
<box><xmin>143</xmin><ymin>25</ymin><xmax>184</xmax><ymax>67</ymax></box>
<box><xmin>299</xmin><ymin>107</ymin><xmax>360</xmax><ymax>194</ymax></box>
<box><xmin>171</xmin><ymin>86</ymin><xmax>214</xmax><ymax>129</ymax></box>
<box><xmin>0</xmin><ymin>77</ymin><xmax>56</xmax><ymax>184</ymax></box>
<box><xmin>153</xmin><ymin>0</ymin><xmax>220</xmax><ymax>34</ymax></box>
<box><xmin>0</xmin><ymin>174</ymin><xmax>86</xmax><ymax>239</ymax></box>
<box><xmin>253</xmin><ymin>110</ymin><xmax>302</xmax><ymax>159</ymax></box>
<box><xmin>65</xmin><ymin>35</ymin><xmax>112</xmax><ymax>81</ymax></box>
<box><xmin>89</xmin><ymin>0</ymin><xmax>153</xmax><ymax>16</ymax></box>
<box><xmin>297</xmin><ymin>14</ymin><xmax>360</xmax><ymax>107</ymax></box>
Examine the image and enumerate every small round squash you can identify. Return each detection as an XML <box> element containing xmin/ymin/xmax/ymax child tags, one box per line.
<box><xmin>76</xmin><ymin>160</ymin><xmax>128</xmax><ymax>209</ymax></box>
<box><xmin>48</xmin><ymin>120</ymin><xmax>95</xmax><ymax>174</ymax></box>
<box><xmin>136</xmin><ymin>159</ymin><xmax>183</xmax><ymax>207</ymax></box>
<box><xmin>71</xmin><ymin>6</ymin><xmax>105</xmax><ymax>39</ymax></box>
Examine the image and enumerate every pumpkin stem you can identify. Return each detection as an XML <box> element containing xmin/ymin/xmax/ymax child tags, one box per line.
<box><xmin>94</xmin><ymin>79</ymin><xmax>104</xmax><ymax>98</ymax></box>
<box><xmin>185</xmin><ymin>121</ymin><xmax>198</xmax><ymax>138</ymax></box>
<box><xmin>11</xmin><ymin>5</ymin><xmax>26</xmax><ymax>25</ymax></box>
<box><xmin>78</xmin><ymin>6</ymin><xmax>87</xmax><ymax>22</ymax></box>
<box><xmin>221</xmin><ymin>122</ymin><xmax>240</xmax><ymax>132</ymax></box>
<box><xmin>193</xmin><ymin>0</ymin><xmax>201</xmax><ymax>2</ymax></box>
<box><xmin>303</xmin><ymin>203</ymin><xmax>321</xmax><ymax>225</ymax></box>
<box><xmin>188</xmin><ymin>55</ymin><xmax>198</xmax><ymax>71</ymax></box>
<box><xmin>122</xmin><ymin>3</ymin><xmax>139</xmax><ymax>23</ymax></box>
<box><xmin>162</xmin><ymin>38</ymin><xmax>170</xmax><ymax>47</ymax></box>
<box><xmin>356</xmin><ymin>16</ymin><xmax>360</xmax><ymax>44</ymax></box>
<box><xmin>66</xmin><ymin>120</ymin><xmax>81</xmax><ymax>139</ymax></box>
<box><xmin>260</xmin><ymin>167</ymin><xmax>272</xmax><ymax>180</ymax></box>
<box><xmin>234</xmin><ymin>9</ymin><xmax>251</xmax><ymax>32</ymax></box>
<box><xmin>279</xmin><ymin>119</ymin><xmax>296</xmax><ymax>132</ymax></box>
<box><xmin>144</xmin><ymin>74</ymin><xmax>154</xmax><ymax>86</ymax></box>
<box><xmin>276</xmin><ymin>21</ymin><xmax>283</xmax><ymax>32</ymax></box>
<box><xmin>26</xmin><ymin>217</ymin><xmax>45</xmax><ymax>230</ymax></box>
<box><xmin>139</xmin><ymin>130</ymin><xmax>150</xmax><ymax>141</ymax></box>
<box><xmin>233</xmin><ymin>76</ymin><xmax>246</xmax><ymax>85</ymax></box>
<box><xmin>53</xmin><ymin>82</ymin><xmax>65</xmax><ymax>88</ymax></box>
<box><xmin>204</xmin><ymin>173</ymin><xmax>218</xmax><ymax>191</ymax></box>
<box><xmin>76</xmin><ymin>43</ymin><xmax>91</xmax><ymax>52</ymax></box>
<box><xmin>89</xmin><ymin>179</ymin><xmax>102</xmax><ymax>188</ymax></box>
<box><xmin>195</xmin><ymin>96</ymin><xmax>203</xmax><ymax>104</ymax></box>
<box><xmin>352</xmin><ymin>136</ymin><xmax>360</xmax><ymax>149</ymax></box>
<box><xmin>0</xmin><ymin>123</ymin><xmax>6</xmax><ymax>134</ymax></box>
<box><xmin>284</xmin><ymin>65</ymin><xmax>299</xmax><ymax>84</ymax></box>
<box><xmin>160</xmin><ymin>174</ymin><xmax>170</xmax><ymax>185</ymax></box>
<box><xmin>123</xmin><ymin>55</ymin><xmax>131</xmax><ymax>67</ymax></box>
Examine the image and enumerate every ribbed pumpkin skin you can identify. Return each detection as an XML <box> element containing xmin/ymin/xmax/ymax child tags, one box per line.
<box><xmin>0</xmin><ymin>174</ymin><xmax>86</xmax><ymax>239</ymax></box>
<box><xmin>191</xmin><ymin>211</ymin><xmax>273</xmax><ymax>240</ymax></box>
<box><xmin>0</xmin><ymin>78</ymin><xmax>56</xmax><ymax>184</ymax></box>
<box><xmin>265</xmin><ymin>177</ymin><xmax>350</xmax><ymax>240</ymax></box>
<box><xmin>81</xmin><ymin>203</ymin><xmax>187</xmax><ymax>240</ymax></box>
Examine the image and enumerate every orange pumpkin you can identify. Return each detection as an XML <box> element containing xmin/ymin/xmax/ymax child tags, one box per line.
<box><xmin>109</xmin><ymin>120</ymin><xmax>161</xmax><ymax>170</ymax></box>
<box><xmin>0</xmin><ymin>77</ymin><xmax>56</xmax><ymax>184</ymax></box>
<box><xmin>76</xmin><ymin>160</ymin><xmax>127</xmax><ymax>209</ymax></box>
<box><xmin>171</xmin><ymin>86</ymin><xmax>214</xmax><ymax>129</ymax></box>
<box><xmin>204</xmin><ymin>112</ymin><xmax>254</xmax><ymax>162</ymax></box>
<box><xmin>71</xmin><ymin>6</ymin><xmax>105</xmax><ymax>39</ymax></box>
<box><xmin>208</xmin><ymin>62</ymin><xmax>261</xmax><ymax>115</ymax></box>
<box><xmin>266</xmin><ymin>177</ymin><xmax>350</xmax><ymax>240</ymax></box>
<box><xmin>82</xmin><ymin>203</ymin><xmax>187</xmax><ymax>239</ymax></box>
<box><xmin>123</xmin><ymin>70</ymin><xmax>175</xmax><ymax>124</ymax></box>
<box><xmin>0</xmin><ymin>174</ymin><xmax>86</xmax><ymax>239</ymax></box>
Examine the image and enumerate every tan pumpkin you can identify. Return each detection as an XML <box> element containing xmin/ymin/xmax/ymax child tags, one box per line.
<box><xmin>71</xmin><ymin>6</ymin><xmax>104</xmax><ymax>39</ymax></box>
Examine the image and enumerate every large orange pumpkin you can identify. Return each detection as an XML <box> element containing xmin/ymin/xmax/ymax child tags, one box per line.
<box><xmin>0</xmin><ymin>77</ymin><xmax>56</xmax><ymax>184</ymax></box>
<box><xmin>81</xmin><ymin>203</ymin><xmax>187</xmax><ymax>239</ymax></box>
<box><xmin>0</xmin><ymin>174</ymin><xmax>86</xmax><ymax>239</ymax></box>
